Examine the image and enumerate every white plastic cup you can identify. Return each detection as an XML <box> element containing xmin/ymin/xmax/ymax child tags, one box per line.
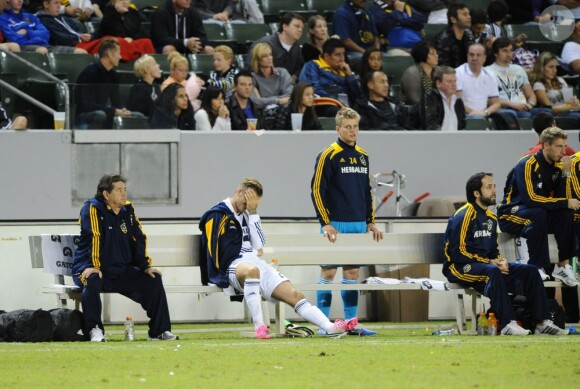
<box><xmin>562</xmin><ymin>87</ymin><xmax>574</xmax><ymax>103</ymax></box>
<box><xmin>337</xmin><ymin>93</ymin><xmax>349</xmax><ymax>106</ymax></box>
<box><xmin>53</xmin><ymin>111</ymin><xmax>65</xmax><ymax>130</ymax></box>
<box><xmin>291</xmin><ymin>113</ymin><xmax>303</xmax><ymax>131</ymax></box>
<box><xmin>246</xmin><ymin>118</ymin><xmax>257</xmax><ymax>131</ymax></box>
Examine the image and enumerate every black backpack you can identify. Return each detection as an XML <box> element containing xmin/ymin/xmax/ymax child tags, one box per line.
<box><xmin>0</xmin><ymin>309</ymin><xmax>54</xmax><ymax>342</ymax></box>
<box><xmin>49</xmin><ymin>309</ymin><xmax>85</xmax><ymax>341</ymax></box>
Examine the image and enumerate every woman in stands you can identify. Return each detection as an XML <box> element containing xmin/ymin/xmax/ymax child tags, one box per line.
<box><xmin>162</xmin><ymin>52</ymin><xmax>203</xmax><ymax>111</ymax></box>
<box><xmin>194</xmin><ymin>87</ymin><xmax>231</xmax><ymax>131</ymax></box>
<box><xmin>273</xmin><ymin>82</ymin><xmax>322</xmax><ymax>131</ymax></box>
<box><xmin>207</xmin><ymin>45</ymin><xmax>239</xmax><ymax>98</ymax></box>
<box><xmin>302</xmin><ymin>15</ymin><xmax>331</xmax><ymax>63</ymax></box>
<box><xmin>530</xmin><ymin>51</ymin><xmax>580</xmax><ymax>121</ymax></box>
<box><xmin>150</xmin><ymin>83</ymin><xmax>195</xmax><ymax>130</ymax></box>
<box><xmin>99</xmin><ymin>0</ymin><xmax>154</xmax><ymax>60</ymax></box>
<box><xmin>359</xmin><ymin>47</ymin><xmax>383</xmax><ymax>86</ymax></box>
<box><xmin>250</xmin><ymin>42</ymin><xmax>293</xmax><ymax>112</ymax></box>
<box><xmin>400</xmin><ymin>40</ymin><xmax>438</xmax><ymax>105</ymax></box>
<box><xmin>126</xmin><ymin>55</ymin><xmax>162</xmax><ymax>117</ymax></box>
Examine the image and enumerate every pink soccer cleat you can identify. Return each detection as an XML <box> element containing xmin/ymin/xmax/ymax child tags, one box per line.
<box><xmin>327</xmin><ymin>318</ymin><xmax>359</xmax><ymax>338</ymax></box>
<box><xmin>255</xmin><ymin>325</ymin><xmax>272</xmax><ymax>339</ymax></box>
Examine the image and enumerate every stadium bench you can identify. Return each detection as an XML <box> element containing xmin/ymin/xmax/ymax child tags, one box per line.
<box><xmin>30</xmin><ymin>232</ymin><xmax>563</xmax><ymax>336</ymax></box>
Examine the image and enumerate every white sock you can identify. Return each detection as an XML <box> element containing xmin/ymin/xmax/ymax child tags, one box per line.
<box><xmin>244</xmin><ymin>278</ymin><xmax>264</xmax><ymax>329</ymax></box>
<box><xmin>294</xmin><ymin>299</ymin><xmax>334</xmax><ymax>333</ymax></box>
<box><xmin>516</xmin><ymin>237</ymin><xmax>529</xmax><ymax>263</ymax></box>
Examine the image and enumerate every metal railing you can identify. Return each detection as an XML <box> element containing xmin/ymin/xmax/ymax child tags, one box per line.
<box><xmin>0</xmin><ymin>49</ymin><xmax>70</xmax><ymax>129</ymax></box>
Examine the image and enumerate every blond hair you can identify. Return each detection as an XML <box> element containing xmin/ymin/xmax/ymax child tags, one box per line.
<box><xmin>167</xmin><ymin>51</ymin><xmax>188</xmax><ymax>72</ymax></box>
<box><xmin>133</xmin><ymin>55</ymin><xmax>156</xmax><ymax>79</ymax></box>
<box><xmin>540</xmin><ymin>126</ymin><xmax>567</xmax><ymax>145</ymax></box>
<box><xmin>213</xmin><ymin>45</ymin><xmax>234</xmax><ymax>62</ymax></box>
<box><xmin>335</xmin><ymin>107</ymin><xmax>360</xmax><ymax>127</ymax></box>
<box><xmin>240</xmin><ymin>177</ymin><xmax>263</xmax><ymax>197</ymax></box>
<box><xmin>250</xmin><ymin>43</ymin><xmax>272</xmax><ymax>73</ymax></box>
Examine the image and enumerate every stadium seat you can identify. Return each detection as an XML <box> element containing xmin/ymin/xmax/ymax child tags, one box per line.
<box><xmin>505</xmin><ymin>24</ymin><xmax>552</xmax><ymax>42</ymax></box>
<box><xmin>224</xmin><ymin>23</ymin><xmax>272</xmax><ymax>52</ymax></box>
<box><xmin>517</xmin><ymin>117</ymin><xmax>533</xmax><ymax>131</ymax></box>
<box><xmin>203</xmin><ymin>23</ymin><xmax>226</xmax><ymax>41</ymax></box>
<box><xmin>235</xmin><ymin>54</ymin><xmax>249</xmax><ymax>71</ymax></box>
<box><xmin>113</xmin><ymin>115</ymin><xmax>151</xmax><ymax>130</ymax></box>
<box><xmin>464</xmin><ymin>118</ymin><xmax>494</xmax><ymax>131</ymax></box>
<box><xmin>525</xmin><ymin>41</ymin><xmax>563</xmax><ymax>55</ymax></box>
<box><xmin>382</xmin><ymin>56</ymin><xmax>415</xmax><ymax>86</ymax></box>
<box><xmin>422</xmin><ymin>24</ymin><xmax>445</xmax><ymax>42</ymax></box>
<box><xmin>319</xmin><ymin>117</ymin><xmax>336</xmax><ymax>131</ymax></box>
<box><xmin>48</xmin><ymin>53</ymin><xmax>94</xmax><ymax>83</ymax></box>
<box><xmin>261</xmin><ymin>0</ymin><xmax>308</xmax><ymax>23</ymax></box>
<box><xmin>305</xmin><ymin>0</ymin><xmax>341</xmax><ymax>21</ymax></box>
<box><xmin>84</xmin><ymin>20</ymin><xmax>101</xmax><ymax>38</ymax></box>
<box><xmin>0</xmin><ymin>52</ymin><xmax>52</xmax><ymax>88</ymax></box>
<box><xmin>188</xmin><ymin>54</ymin><xmax>215</xmax><ymax>77</ymax></box>
<box><xmin>555</xmin><ymin>116</ymin><xmax>580</xmax><ymax>130</ymax></box>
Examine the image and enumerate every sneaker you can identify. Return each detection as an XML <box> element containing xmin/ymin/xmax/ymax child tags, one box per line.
<box><xmin>552</xmin><ymin>264</ymin><xmax>579</xmax><ymax>287</ymax></box>
<box><xmin>348</xmin><ymin>327</ymin><xmax>377</xmax><ymax>336</ymax></box>
<box><xmin>89</xmin><ymin>327</ymin><xmax>105</xmax><ymax>342</ymax></box>
<box><xmin>535</xmin><ymin>320</ymin><xmax>569</xmax><ymax>335</ymax></box>
<box><xmin>327</xmin><ymin>318</ymin><xmax>359</xmax><ymax>338</ymax></box>
<box><xmin>149</xmin><ymin>331</ymin><xmax>179</xmax><ymax>341</ymax></box>
<box><xmin>255</xmin><ymin>325</ymin><xmax>271</xmax><ymax>339</ymax></box>
<box><xmin>317</xmin><ymin>329</ymin><xmax>327</xmax><ymax>336</ymax></box>
<box><xmin>500</xmin><ymin>320</ymin><xmax>531</xmax><ymax>336</ymax></box>
<box><xmin>538</xmin><ymin>268</ymin><xmax>550</xmax><ymax>281</ymax></box>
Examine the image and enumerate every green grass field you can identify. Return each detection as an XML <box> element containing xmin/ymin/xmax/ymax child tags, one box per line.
<box><xmin>1</xmin><ymin>322</ymin><xmax>579</xmax><ymax>388</ymax></box>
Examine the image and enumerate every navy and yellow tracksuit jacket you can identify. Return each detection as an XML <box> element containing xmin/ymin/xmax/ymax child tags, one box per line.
<box><xmin>567</xmin><ymin>151</ymin><xmax>580</xmax><ymax>221</ymax></box>
<box><xmin>443</xmin><ymin>202</ymin><xmax>501</xmax><ymax>276</ymax></box>
<box><xmin>498</xmin><ymin>150</ymin><xmax>568</xmax><ymax>217</ymax></box>
<box><xmin>72</xmin><ymin>198</ymin><xmax>151</xmax><ymax>283</ymax></box>
<box><xmin>311</xmin><ymin>137</ymin><xmax>374</xmax><ymax>226</ymax></box>
<box><xmin>198</xmin><ymin>202</ymin><xmax>243</xmax><ymax>288</ymax></box>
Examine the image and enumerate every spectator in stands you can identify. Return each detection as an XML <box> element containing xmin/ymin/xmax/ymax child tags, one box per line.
<box><xmin>358</xmin><ymin>47</ymin><xmax>383</xmax><ymax>87</ymax></box>
<box><xmin>195</xmin><ymin>87</ymin><xmax>231</xmax><ymax>131</ymax></box>
<box><xmin>227</xmin><ymin>70</ymin><xmax>262</xmax><ymax>131</ymax></box>
<box><xmin>423</xmin><ymin>66</ymin><xmax>465</xmax><ymax>131</ymax></box>
<box><xmin>299</xmin><ymin>38</ymin><xmax>363</xmax><ymax>107</ymax></box>
<box><xmin>99</xmin><ymin>0</ymin><xmax>155</xmax><ymax>57</ymax></box>
<box><xmin>486</xmin><ymin>37</ymin><xmax>547</xmax><ymax>120</ymax></box>
<box><xmin>557</xmin><ymin>0</ymin><xmax>580</xmax><ymax>21</ymax></box>
<box><xmin>193</xmin><ymin>0</ymin><xmax>262</xmax><ymax>23</ymax></box>
<box><xmin>75</xmin><ymin>38</ymin><xmax>130</xmax><ymax>129</ymax></box>
<box><xmin>400</xmin><ymin>40</ymin><xmax>437</xmax><ymax>105</ymax></box>
<box><xmin>469</xmin><ymin>8</ymin><xmax>488</xmax><ymax>45</ymax></box>
<box><xmin>530</xmin><ymin>52</ymin><xmax>580</xmax><ymax>121</ymax></box>
<box><xmin>484</xmin><ymin>0</ymin><xmax>508</xmax><ymax>42</ymax></box>
<box><xmin>506</xmin><ymin>0</ymin><xmax>551</xmax><ymax>25</ymax></box>
<box><xmin>525</xmin><ymin>112</ymin><xmax>575</xmax><ymax>156</ymax></box>
<box><xmin>443</xmin><ymin>171</ymin><xmax>568</xmax><ymax>336</ymax></box>
<box><xmin>561</xmin><ymin>21</ymin><xmax>580</xmax><ymax>75</ymax></box>
<box><xmin>249</xmin><ymin>13</ymin><xmax>305</xmax><ymax>82</ymax></box>
<box><xmin>455</xmin><ymin>43</ymin><xmax>500</xmax><ymax>120</ymax></box>
<box><xmin>151</xmin><ymin>0</ymin><xmax>214</xmax><ymax>55</ymax></box>
<box><xmin>126</xmin><ymin>55</ymin><xmax>162</xmax><ymax>118</ymax></box>
<box><xmin>333</xmin><ymin>0</ymin><xmax>380</xmax><ymax>55</ymax></box>
<box><xmin>0</xmin><ymin>104</ymin><xmax>27</xmax><ymax>130</ymax></box>
<box><xmin>0</xmin><ymin>0</ymin><xmax>81</xmax><ymax>53</ymax></box>
<box><xmin>434</xmin><ymin>2</ymin><xmax>473</xmax><ymax>68</ymax></box>
<box><xmin>354</xmin><ymin>69</ymin><xmax>403</xmax><ymax>131</ymax></box>
<box><xmin>72</xmin><ymin>173</ymin><xmax>178</xmax><ymax>342</ymax></box>
<box><xmin>498</xmin><ymin>127</ymin><xmax>579</xmax><ymax>287</ymax></box>
<box><xmin>405</xmin><ymin>0</ymin><xmax>446</xmax><ymax>24</ymax></box>
<box><xmin>63</xmin><ymin>0</ymin><xmax>101</xmax><ymax>22</ymax></box>
<box><xmin>369</xmin><ymin>0</ymin><xmax>425</xmax><ymax>55</ymax></box>
<box><xmin>161</xmin><ymin>52</ymin><xmax>203</xmax><ymax>111</ymax></box>
<box><xmin>150</xmin><ymin>83</ymin><xmax>195</xmax><ymax>130</ymax></box>
<box><xmin>0</xmin><ymin>0</ymin><xmax>20</xmax><ymax>52</ymax></box>
<box><xmin>273</xmin><ymin>82</ymin><xmax>323</xmax><ymax>131</ymax></box>
<box><xmin>207</xmin><ymin>45</ymin><xmax>239</xmax><ymax>98</ymax></box>
<box><xmin>302</xmin><ymin>15</ymin><xmax>331</xmax><ymax>63</ymax></box>
<box><xmin>250</xmin><ymin>43</ymin><xmax>293</xmax><ymax>111</ymax></box>
<box><xmin>198</xmin><ymin>177</ymin><xmax>359</xmax><ymax>339</ymax></box>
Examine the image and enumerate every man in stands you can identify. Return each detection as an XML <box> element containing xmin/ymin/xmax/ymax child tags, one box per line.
<box><xmin>333</xmin><ymin>0</ymin><xmax>380</xmax><ymax>56</ymax></box>
<box><xmin>423</xmin><ymin>66</ymin><xmax>465</xmax><ymax>131</ymax></box>
<box><xmin>226</xmin><ymin>70</ymin><xmax>262</xmax><ymax>131</ymax></box>
<box><xmin>151</xmin><ymin>0</ymin><xmax>214</xmax><ymax>55</ymax></box>
<box><xmin>249</xmin><ymin>13</ymin><xmax>305</xmax><ymax>82</ymax></box>
<box><xmin>443</xmin><ymin>172</ymin><xmax>568</xmax><ymax>335</ymax></box>
<box><xmin>434</xmin><ymin>2</ymin><xmax>473</xmax><ymax>68</ymax></box>
<box><xmin>455</xmin><ymin>43</ymin><xmax>500</xmax><ymax>120</ymax></box>
<box><xmin>354</xmin><ymin>70</ymin><xmax>403</xmax><ymax>131</ymax></box>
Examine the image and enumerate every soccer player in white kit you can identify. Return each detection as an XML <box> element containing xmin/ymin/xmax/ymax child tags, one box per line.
<box><xmin>199</xmin><ymin>177</ymin><xmax>359</xmax><ymax>339</ymax></box>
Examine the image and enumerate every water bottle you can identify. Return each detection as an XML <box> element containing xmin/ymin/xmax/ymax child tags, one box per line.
<box><xmin>124</xmin><ymin>316</ymin><xmax>135</xmax><ymax>341</ymax></box>
<box><xmin>477</xmin><ymin>312</ymin><xmax>488</xmax><ymax>336</ymax></box>
<box><xmin>432</xmin><ymin>328</ymin><xmax>455</xmax><ymax>336</ymax></box>
<box><xmin>487</xmin><ymin>313</ymin><xmax>498</xmax><ymax>336</ymax></box>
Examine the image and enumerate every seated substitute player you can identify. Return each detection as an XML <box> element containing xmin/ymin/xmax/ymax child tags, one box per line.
<box><xmin>199</xmin><ymin>177</ymin><xmax>359</xmax><ymax>339</ymax></box>
<box><xmin>497</xmin><ymin>127</ymin><xmax>580</xmax><ymax>286</ymax></box>
<box><xmin>443</xmin><ymin>172</ymin><xmax>568</xmax><ymax>335</ymax></box>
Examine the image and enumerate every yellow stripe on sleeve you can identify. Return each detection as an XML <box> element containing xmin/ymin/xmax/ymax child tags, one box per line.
<box><xmin>89</xmin><ymin>205</ymin><xmax>101</xmax><ymax>269</ymax></box>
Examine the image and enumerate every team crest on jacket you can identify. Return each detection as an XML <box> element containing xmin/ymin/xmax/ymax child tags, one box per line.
<box><xmin>360</xmin><ymin>155</ymin><xmax>367</xmax><ymax>166</ymax></box>
<box><xmin>511</xmin><ymin>205</ymin><xmax>519</xmax><ymax>213</ymax></box>
<box><xmin>463</xmin><ymin>264</ymin><xmax>471</xmax><ymax>273</ymax></box>
<box><xmin>537</xmin><ymin>182</ymin><xmax>543</xmax><ymax>189</ymax></box>
<box><xmin>120</xmin><ymin>222</ymin><xmax>128</xmax><ymax>234</ymax></box>
<box><xmin>487</xmin><ymin>220</ymin><xmax>493</xmax><ymax>231</ymax></box>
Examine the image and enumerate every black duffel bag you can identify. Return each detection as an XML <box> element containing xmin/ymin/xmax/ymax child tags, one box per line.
<box><xmin>0</xmin><ymin>309</ymin><xmax>54</xmax><ymax>342</ymax></box>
